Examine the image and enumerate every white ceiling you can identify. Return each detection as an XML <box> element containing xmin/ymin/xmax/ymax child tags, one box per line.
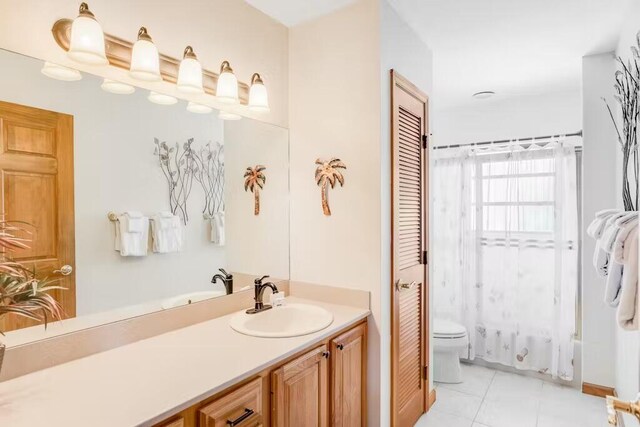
<box><xmin>244</xmin><ymin>0</ymin><xmax>357</xmax><ymax>27</ymax></box>
<box><xmin>387</xmin><ymin>0</ymin><xmax>633</xmax><ymax>110</ymax></box>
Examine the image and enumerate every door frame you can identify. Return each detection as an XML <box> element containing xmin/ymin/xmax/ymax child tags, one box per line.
<box><xmin>389</xmin><ymin>70</ymin><xmax>430</xmax><ymax>426</ymax></box>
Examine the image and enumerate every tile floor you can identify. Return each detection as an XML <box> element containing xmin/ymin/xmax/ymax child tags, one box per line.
<box><xmin>415</xmin><ymin>363</ymin><xmax>610</xmax><ymax>427</ymax></box>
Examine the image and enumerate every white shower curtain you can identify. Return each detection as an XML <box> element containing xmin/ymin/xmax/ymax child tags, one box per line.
<box><xmin>433</xmin><ymin>142</ymin><xmax>578</xmax><ymax>380</ymax></box>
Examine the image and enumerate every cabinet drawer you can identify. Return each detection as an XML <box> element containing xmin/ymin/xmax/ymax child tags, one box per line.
<box><xmin>157</xmin><ymin>417</ymin><xmax>185</xmax><ymax>427</ymax></box>
<box><xmin>199</xmin><ymin>377</ymin><xmax>263</xmax><ymax>427</ymax></box>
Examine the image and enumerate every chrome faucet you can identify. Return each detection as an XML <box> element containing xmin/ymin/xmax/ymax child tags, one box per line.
<box><xmin>211</xmin><ymin>268</ymin><xmax>233</xmax><ymax>295</ymax></box>
<box><xmin>247</xmin><ymin>275</ymin><xmax>279</xmax><ymax>314</ymax></box>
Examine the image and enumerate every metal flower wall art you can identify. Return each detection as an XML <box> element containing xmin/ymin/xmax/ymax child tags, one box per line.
<box><xmin>315</xmin><ymin>158</ymin><xmax>346</xmax><ymax>216</ymax></box>
<box><xmin>603</xmin><ymin>30</ymin><xmax>640</xmax><ymax>211</ymax></box>
<box><xmin>244</xmin><ymin>165</ymin><xmax>266</xmax><ymax>215</ymax></box>
<box><xmin>153</xmin><ymin>138</ymin><xmax>198</xmax><ymax>224</ymax></box>
<box><xmin>154</xmin><ymin>138</ymin><xmax>225</xmax><ymax>224</ymax></box>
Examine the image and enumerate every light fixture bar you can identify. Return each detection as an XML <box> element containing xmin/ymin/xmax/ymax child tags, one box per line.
<box><xmin>51</xmin><ymin>18</ymin><xmax>251</xmax><ymax>104</ymax></box>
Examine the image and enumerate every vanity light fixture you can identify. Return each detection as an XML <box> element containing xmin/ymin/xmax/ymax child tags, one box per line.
<box><xmin>248</xmin><ymin>73</ymin><xmax>269</xmax><ymax>112</ymax></box>
<box><xmin>129</xmin><ymin>27</ymin><xmax>161</xmax><ymax>81</ymax></box>
<box><xmin>216</xmin><ymin>61</ymin><xmax>239</xmax><ymax>104</ymax></box>
<box><xmin>177</xmin><ymin>46</ymin><xmax>204</xmax><ymax>94</ymax></box>
<box><xmin>218</xmin><ymin>110</ymin><xmax>242</xmax><ymax>121</ymax></box>
<box><xmin>148</xmin><ymin>91</ymin><xmax>178</xmax><ymax>105</ymax></box>
<box><xmin>187</xmin><ymin>102</ymin><xmax>212</xmax><ymax>114</ymax></box>
<box><xmin>67</xmin><ymin>2</ymin><xmax>108</xmax><ymax>65</ymax></box>
<box><xmin>41</xmin><ymin>62</ymin><xmax>82</xmax><ymax>81</ymax></box>
<box><xmin>101</xmin><ymin>79</ymin><xmax>135</xmax><ymax>95</ymax></box>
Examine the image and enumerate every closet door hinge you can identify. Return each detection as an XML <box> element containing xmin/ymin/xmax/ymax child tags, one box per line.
<box><xmin>422</xmin><ymin>134</ymin><xmax>428</xmax><ymax>149</ymax></box>
<box><xmin>422</xmin><ymin>250</ymin><xmax>428</xmax><ymax>265</ymax></box>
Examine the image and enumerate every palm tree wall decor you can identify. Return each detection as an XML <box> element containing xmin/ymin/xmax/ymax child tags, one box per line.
<box><xmin>244</xmin><ymin>165</ymin><xmax>266</xmax><ymax>215</ymax></box>
<box><xmin>315</xmin><ymin>158</ymin><xmax>346</xmax><ymax>216</ymax></box>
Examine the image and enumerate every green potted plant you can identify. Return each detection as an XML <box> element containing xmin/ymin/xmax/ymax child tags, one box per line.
<box><xmin>0</xmin><ymin>221</ymin><xmax>65</xmax><ymax>374</ymax></box>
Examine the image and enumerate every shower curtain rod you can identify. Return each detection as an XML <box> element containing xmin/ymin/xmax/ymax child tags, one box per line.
<box><xmin>432</xmin><ymin>130</ymin><xmax>583</xmax><ymax>150</ymax></box>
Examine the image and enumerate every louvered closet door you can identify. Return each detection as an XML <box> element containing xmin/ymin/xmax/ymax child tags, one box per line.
<box><xmin>390</xmin><ymin>71</ymin><xmax>429</xmax><ymax>427</ymax></box>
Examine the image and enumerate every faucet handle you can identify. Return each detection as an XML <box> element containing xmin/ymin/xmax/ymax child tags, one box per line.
<box><xmin>255</xmin><ymin>275</ymin><xmax>270</xmax><ymax>285</ymax></box>
<box><xmin>219</xmin><ymin>268</ymin><xmax>232</xmax><ymax>278</ymax></box>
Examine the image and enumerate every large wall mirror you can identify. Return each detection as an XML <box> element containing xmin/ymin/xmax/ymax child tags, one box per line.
<box><xmin>0</xmin><ymin>48</ymin><xmax>289</xmax><ymax>345</ymax></box>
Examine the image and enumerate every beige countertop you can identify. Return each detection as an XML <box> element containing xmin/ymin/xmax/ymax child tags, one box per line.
<box><xmin>0</xmin><ymin>297</ymin><xmax>369</xmax><ymax>427</ymax></box>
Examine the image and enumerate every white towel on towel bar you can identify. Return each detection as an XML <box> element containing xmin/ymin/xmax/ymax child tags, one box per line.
<box><xmin>587</xmin><ymin>209</ymin><xmax>620</xmax><ymax>238</ymax></box>
<box><xmin>151</xmin><ymin>212</ymin><xmax>183</xmax><ymax>253</ymax></box>
<box><xmin>617</xmin><ymin>226</ymin><xmax>639</xmax><ymax>330</ymax></box>
<box><xmin>593</xmin><ymin>212</ymin><xmax>627</xmax><ymax>276</ymax></box>
<box><xmin>210</xmin><ymin>212</ymin><xmax>225</xmax><ymax>245</ymax></box>
<box><xmin>125</xmin><ymin>211</ymin><xmax>146</xmax><ymax>233</ymax></box>
<box><xmin>605</xmin><ymin>260</ymin><xmax>623</xmax><ymax>307</ymax></box>
<box><xmin>115</xmin><ymin>213</ymin><xmax>149</xmax><ymax>256</ymax></box>
<box><xmin>611</xmin><ymin>213</ymin><xmax>639</xmax><ymax>263</ymax></box>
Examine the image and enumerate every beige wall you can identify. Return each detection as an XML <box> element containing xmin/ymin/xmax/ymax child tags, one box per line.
<box><xmin>288</xmin><ymin>0</ymin><xmax>382</xmax><ymax>423</ymax></box>
<box><xmin>0</xmin><ymin>0</ymin><xmax>289</xmax><ymax>127</ymax></box>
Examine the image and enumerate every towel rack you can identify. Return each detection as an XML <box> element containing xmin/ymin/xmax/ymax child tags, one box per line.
<box><xmin>107</xmin><ymin>212</ymin><xmax>158</xmax><ymax>222</ymax></box>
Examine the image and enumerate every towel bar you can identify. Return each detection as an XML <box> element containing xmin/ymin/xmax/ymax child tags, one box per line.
<box><xmin>607</xmin><ymin>395</ymin><xmax>640</xmax><ymax>425</ymax></box>
<box><xmin>107</xmin><ymin>212</ymin><xmax>159</xmax><ymax>222</ymax></box>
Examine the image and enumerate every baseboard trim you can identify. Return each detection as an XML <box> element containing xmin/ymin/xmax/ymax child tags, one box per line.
<box><xmin>428</xmin><ymin>388</ymin><xmax>437</xmax><ymax>409</ymax></box>
<box><xmin>582</xmin><ymin>382</ymin><xmax>616</xmax><ymax>398</ymax></box>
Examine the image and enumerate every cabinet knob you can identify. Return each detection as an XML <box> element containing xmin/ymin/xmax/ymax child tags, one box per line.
<box><xmin>337</xmin><ymin>343</ymin><xmax>344</xmax><ymax>350</ymax></box>
<box><xmin>322</xmin><ymin>351</ymin><xmax>330</xmax><ymax>359</ymax></box>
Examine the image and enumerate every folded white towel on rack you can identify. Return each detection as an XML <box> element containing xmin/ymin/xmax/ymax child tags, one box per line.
<box><xmin>612</xmin><ymin>213</ymin><xmax>639</xmax><ymax>263</ymax></box>
<box><xmin>604</xmin><ymin>260</ymin><xmax>623</xmax><ymax>307</ymax></box>
<box><xmin>210</xmin><ymin>212</ymin><xmax>225</xmax><ymax>245</ymax></box>
<box><xmin>151</xmin><ymin>213</ymin><xmax>183</xmax><ymax>253</ymax></box>
<box><xmin>125</xmin><ymin>211</ymin><xmax>145</xmax><ymax>233</ymax></box>
<box><xmin>115</xmin><ymin>214</ymin><xmax>149</xmax><ymax>256</ymax></box>
<box><xmin>593</xmin><ymin>239</ymin><xmax>610</xmax><ymax>277</ymax></box>
<box><xmin>617</xmin><ymin>226</ymin><xmax>639</xmax><ymax>331</ymax></box>
<box><xmin>587</xmin><ymin>209</ymin><xmax>620</xmax><ymax>238</ymax></box>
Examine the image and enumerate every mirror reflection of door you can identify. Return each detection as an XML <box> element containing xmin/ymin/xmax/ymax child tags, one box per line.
<box><xmin>0</xmin><ymin>100</ymin><xmax>75</xmax><ymax>332</ymax></box>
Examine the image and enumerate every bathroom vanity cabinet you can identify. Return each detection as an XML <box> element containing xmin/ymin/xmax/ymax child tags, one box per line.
<box><xmin>155</xmin><ymin>320</ymin><xmax>367</xmax><ymax>427</ymax></box>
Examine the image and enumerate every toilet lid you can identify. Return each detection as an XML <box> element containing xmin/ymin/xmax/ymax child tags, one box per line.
<box><xmin>434</xmin><ymin>318</ymin><xmax>467</xmax><ymax>338</ymax></box>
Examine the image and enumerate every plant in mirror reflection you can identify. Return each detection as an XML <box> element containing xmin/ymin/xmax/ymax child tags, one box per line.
<box><xmin>153</xmin><ymin>138</ymin><xmax>198</xmax><ymax>224</ymax></box>
<box><xmin>0</xmin><ymin>220</ymin><xmax>65</xmax><ymax>336</ymax></box>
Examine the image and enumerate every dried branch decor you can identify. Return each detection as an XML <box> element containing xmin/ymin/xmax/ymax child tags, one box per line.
<box><xmin>315</xmin><ymin>158</ymin><xmax>346</xmax><ymax>216</ymax></box>
<box><xmin>603</xmin><ymin>30</ymin><xmax>640</xmax><ymax>211</ymax></box>
<box><xmin>244</xmin><ymin>165</ymin><xmax>266</xmax><ymax>215</ymax></box>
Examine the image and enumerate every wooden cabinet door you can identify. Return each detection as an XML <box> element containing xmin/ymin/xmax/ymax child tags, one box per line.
<box><xmin>199</xmin><ymin>377</ymin><xmax>263</xmax><ymax>427</ymax></box>
<box><xmin>0</xmin><ymin>100</ymin><xmax>75</xmax><ymax>332</ymax></box>
<box><xmin>331</xmin><ymin>323</ymin><xmax>366</xmax><ymax>427</ymax></box>
<box><xmin>271</xmin><ymin>345</ymin><xmax>329</xmax><ymax>427</ymax></box>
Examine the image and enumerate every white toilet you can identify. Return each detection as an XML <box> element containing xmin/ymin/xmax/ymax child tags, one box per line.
<box><xmin>433</xmin><ymin>318</ymin><xmax>469</xmax><ymax>384</ymax></box>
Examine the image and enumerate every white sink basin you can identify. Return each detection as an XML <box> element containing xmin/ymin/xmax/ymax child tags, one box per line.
<box><xmin>161</xmin><ymin>290</ymin><xmax>226</xmax><ymax>309</ymax></box>
<box><xmin>228</xmin><ymin>303</ymin><xmax>334</xmax><ymax>338</ymax></box>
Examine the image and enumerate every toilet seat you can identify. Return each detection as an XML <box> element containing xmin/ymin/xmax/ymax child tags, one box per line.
<box><xmin>433</xmin><ymin>318</ymin><xmax>467</xmax><ymax>339</ymax></box>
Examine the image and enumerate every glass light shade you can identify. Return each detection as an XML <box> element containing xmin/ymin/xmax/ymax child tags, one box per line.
<box><xmin>129</xmin><ymin>31</ymin><xmax>161</xmax><ymax>81</ymax></box>
<box><xmin>101</xmin><ymin>79</ymin><xmax>135</xmax><ymax>95</ymax></box>
<box><xmin>248</xmin><ymin>77</ymin><xmax>269</xmax><ymax>112</ymax></box>
<box><xmin>218</xmin><ymin>110</ymin><xmax>242</xmax><ymax>121</ymax></box>
<box><xmin>148</xmin><ymin>91</ymin><xmax>178</xmax><ymax>105</ymax></box>
<box><xmin>177</xmin><ymin>47</ymin><xmax>204</xmax><ymax>93</ymax></box>
<box><xmin>41</xmin><ymin>62</ymin><xmax>82</xmax><ymax>81</ymax></box>
<box><xmin>216</xmin><ymin>70</ymin><xmax>239</xmax><ymax>104</ymax></box>
<box><xmin>68</xmin><ymin>4</ymin><xmax>108</xmax><ymax>65</ymax></box>
<box><xmin>187</xmin><ymin>102</ymin><xmax>212</xmax><ymax>114</ymax></box>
